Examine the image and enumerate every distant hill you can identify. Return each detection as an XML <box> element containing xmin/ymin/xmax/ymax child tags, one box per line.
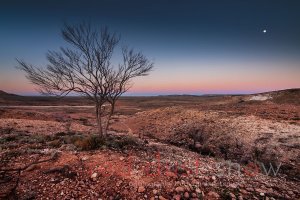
<box><xmin>0</xmin><ymin>88</ymin><xmax>299</xmax><ymax>106</ymax></box>
<box><xmin>0</xmin><ymin>90</ymin><xmax>91</xmax><ymax>106</ymax></box>
<box><xmin>0</xmin><ymin>90</ymin><xmax>22</xmax><ymax>105</ymax></box>
<box><xmin>0</xmin><ymin>90</ymin><xmax>20</xmax><ymax>97</ymax></box>
<box><xmin>246</xmin><ymin>88</ymin><xmax>300</xmax><ymax>105</ymax></box>
<box><xmin>265</xmin><ymin>88</ymin><xmax>300</xmax><ymax>105</ymax></box>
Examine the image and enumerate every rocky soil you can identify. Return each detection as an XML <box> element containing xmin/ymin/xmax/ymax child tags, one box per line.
<box><xmin>1</xmin><ymin>127</ymin><xmax>299</xmax><ymax>200</ymax></box>
<box><xmin>0</xmin><ymin>92</ymin><xmax>299</xmax><ymax>199</ymax></box>
<box><xmin>126</xmin><ymin>106</ymin><xmax>300</xmax><ymax>181</ymax></box>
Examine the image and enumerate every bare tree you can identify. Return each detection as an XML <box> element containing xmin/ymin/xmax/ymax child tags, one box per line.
<box><xmin>17</xmin><ymin>23</ymin><xmax>153</xmax><ymax>137</ymax></box>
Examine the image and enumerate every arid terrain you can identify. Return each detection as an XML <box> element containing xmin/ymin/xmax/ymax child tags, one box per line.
<box><xmin>0</xmin><ymin>89</ymin><xmax>299</xmax><ymax>199</ymax></box>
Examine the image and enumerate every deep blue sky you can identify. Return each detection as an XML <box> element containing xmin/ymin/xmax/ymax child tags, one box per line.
<box><xmin>1</xmin><ymin>0</ymin><xmax>300</xmax><ymax>95</ymax></box>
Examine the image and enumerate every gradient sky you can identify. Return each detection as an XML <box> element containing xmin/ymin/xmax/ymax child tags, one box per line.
<box><xmin>0</xmin><ymin>0</ymin><xmax>300</xmax><ymax>95</ymax></box>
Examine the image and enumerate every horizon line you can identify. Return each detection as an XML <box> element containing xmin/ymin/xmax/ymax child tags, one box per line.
<box><xmin>2</xmin><ymin>87</ymin><xmax>299</xmax><ymax>97</ymax></box>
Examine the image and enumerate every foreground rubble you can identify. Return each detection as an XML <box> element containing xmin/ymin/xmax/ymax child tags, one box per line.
<box><xmin>0</xmin><ymin>128</ymin><xmax>299</xmax><ymax>199</ymax></box>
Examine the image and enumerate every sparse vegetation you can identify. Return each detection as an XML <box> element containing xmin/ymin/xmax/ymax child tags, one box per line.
<box><xmin>0</xmin><ymin>91</ymin><xmax>299</xmax><ymax>199</ymax></box>
<box><xmin>73</xmin><ymin>135</ymin><xmax>104</xmax><ymax>150</ymax></box>
<box><xmin>17</xmin><ymin>22</ymin><xmax>153</xmax><ymax>136</ymax></box>
<box><xmin>72</xmin><ymin>134</ymin><xmax>139</xmax><ymax>150</ymax></box>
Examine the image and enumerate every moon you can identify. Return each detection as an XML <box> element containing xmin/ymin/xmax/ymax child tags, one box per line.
<box><xmin>263</xmin><ymin>29</ymin><xmax>267</xmax><ymax>33</ymax></box>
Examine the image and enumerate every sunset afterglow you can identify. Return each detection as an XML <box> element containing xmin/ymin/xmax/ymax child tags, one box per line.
<box><xmin>1</xmin><ymin>0</ymin><xmax>299</xmax><ymax>95</ymax></box>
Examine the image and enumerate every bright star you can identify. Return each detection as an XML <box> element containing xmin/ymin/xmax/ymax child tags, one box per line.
<box><xmin>263</xmin><ymin>29</ymin><xmax>267</xmax><ymax>33</ymax></box>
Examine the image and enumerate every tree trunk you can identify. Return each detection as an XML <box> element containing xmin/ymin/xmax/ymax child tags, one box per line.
<box><xmin>104</xmin><ymin>102</ymin><xmax>115</xmax><ymax>135</ymax></box>
<box><xmin>95</xmin><ymin>104</ymin><xmax>103</xmax><ymax>137</ymax></box>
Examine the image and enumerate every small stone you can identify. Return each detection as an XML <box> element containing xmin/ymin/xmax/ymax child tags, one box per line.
<box><xmin>50</xmin><ymin>178</ymin><xmax>55</xmax><ymax>182</ymax></box>
<box><xmin>138</xmin><ymin>186</ymin><xmax>146</xmax><ymax>193</ymax></box>
<box><xmin>90</xmin><ymin>185</ymin><xmax>96</xmax><ymax>190</ymax></box>
<box><xmin>184</xmin><ymin>192</ymin><xmax>190</xmax><ymax>199</ymax></box>
<box><xmin>195</xmin><ymin>188</ymin><xmax>201</xmax><ymax>193</ymax></box>
<box><xmin>240</xmin><ymin>189</ymin><xmax>248</xmax><ymax>194</ymax></box>
<box><xmin>255</xmin><ymin>188</ymin><xmax>265</xmax><ymax>193</ymax></box>
<box><xmin>91</xmin><ymin>173</ymin><xmax>98</xmax><ymax>179</ymax></box>
<box><xmin>173</xmin><ymin>194</ymin><xmax>181</xmax><ymax>200</ymax></box>
<box><xmin>207</xmin><ymin>191</ymin><xmax>219</xmax><ymax>198</ymax></box>
<box><xmin>116</xmin><ymin>180</ymin><xmax>122</xmax><ymax>187</ymax></box>
<box><xmin>165</xmin><ymin>171</ymin><xmax>178</xmax><ymax>178</ymax></box>
<box><xmin>211</xmin><ymin>176</ymin><xmax>216</xmax><ymax>181</ymax></box>
<box><xmin>153</xmin><ymin>189</ymin><xmax>158</xmax><ymax>195</ymax></box>
<box><xmin>81</xmin><ymin>156</ymin><xmax>89</xmax><ymax>161</ymax></box>
<box><xmin>120</xmin><ymin>157</ymin><xmax>125</xmax><ymax>161</ymax></box>
<box><xmin>195</xmin><ymin>142</ymin><xmax>202</xmax><ymax>148</ymax></box>
<box><xmin>159</xmin><ymin>196</ymin><xmax>167</xmax><ymax>200</ymax></box>
<box><xmin>175</xmin><ymin>186</ymin><xmax>185</xmax><ymax>193</ymax></box>
<box><xmin>260</xmin><ymin>192</ymin><xmax>265</xmax><ymax>197</ymax></box>
<box><xmin>191</xmin><ymin>193</ymin><xmax>197</xmax><ymax>198</ymax></box>
<box><xmin>229</xmin><ymin>192</ymin><xmax>236</xmax><ymax>199</ymax></box>
<box><xmin>184</xmin><ymin>185</ymin><xmax>191</xmax><ymax>192</ymax></box>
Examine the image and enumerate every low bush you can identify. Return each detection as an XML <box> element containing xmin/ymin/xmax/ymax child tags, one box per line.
<box><xmin>63</xmin><ymin>134</ymin><xmax>84</xmax><ymax>144</ymax></box>
<box><xmin>70</xmin><ymin>134</ymin><xmax>139</xmax><ymax>151</ymax></box>
<box><xmin>48</xmin><ymin>139</ymin><xmax>62</xmax><ymax>148</ymax></box>
<box><xmin>0</xmin><ymin>135</ymin><xmax>18</xmax><ymax>144</ymax></box>
<box><xmin>116</xmin><ymin>135</ymin><xmax>138</xmax><ymax>148</ymax></box>
<box><xmin>104</xmin><ymin>135</ymin><xmax>139</xmax><ymax>149</ymax></box>
<box><xmin>0</xmin><ymin>127</ymin><xmax>14</xmax><ymax>134</ymax></box>
<box><xmin>74</xmin><ymin>135</ymin><xmax>104</xmax><ymax>150</ymax></box>
<box><xmin>31</xmin><ymin>135</ymin><xmax>49</xmax><ymax>144</ymax></box>
<box><xmin>200</xmin><ymin>145</ymin><xmax>215</xmax><ymax>157</ymax></box>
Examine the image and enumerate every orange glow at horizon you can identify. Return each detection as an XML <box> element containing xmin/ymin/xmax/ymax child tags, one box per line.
<box><xmin>1</xmin><ymin>60</ymin><xmax>300</xmax><ymax>95</ymax></box>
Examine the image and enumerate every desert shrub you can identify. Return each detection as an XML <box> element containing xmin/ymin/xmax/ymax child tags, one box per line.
<box><xmin>188</xmin><ymin>128</ymin><xmax>206</xmax><ymax>144</ymax></box>
<box><xmin>71</xmin><ymin>134</ymin><xmax>139</xmax><ymax>151</ymax></box>
<box><xmin>220</xmin><ymin>188</ymin><xmax>231</xmax><ymax>200</ymax></box>
<box><xmin>106</xmin><ymin>135</ymin><xmax>135</xmax><ymax>148</ymax></box>
<box><xmin>63</xmin><ymin>134</ymin><xmax>83</xmax><ymax>144</ymax></box>
<box><xmin>199</xmin><ymin>145</ymin><xmax>215</xmax><ymax>157</ymax></box>
<box><xmin>252</xmin><ymin>145</ymin><xmax>265</xmax><ymax>161</ymax></box>
<box><xmin>27</xmin><ymin>143</ymin><xmax>44</xmax><ymax>150</ymax></box>
<box><xmin>54</xmin><ymin>131</ymin><xmax>76</xmax><ymax>141</ymax></box>
<box><xmin>55</xmin><ymin>132</ymin><xmax>69</xmax><ymax>137</ymax></box>
<box><xmin>79</xmin><ymin>118</ymin><xmax>89</xmax><ymax>125</ymax></box>
<box><xmin>0</xmin><ymin>127</ymin><xmax>14</xmax><ymax>135</ymax></box>
<box><xmin>5</xmin><ymin>135</ymin><xmax>17</xmax><ymax>142</ymax></box>
<box><xmin>3</xmin><ymin>149</ymin><xmax>23</xmax><ymax>158</ymax></box>
<box><xmin>219</xmin><ymin>144</ymin><xmax>230</xmax><ymax>160</ymax></box>
<box><xmin>0</xmin><ymin>138</ymin><xmax>7</xmax><ymax>144</ymax></box>
<box><xmin>116</xmin><ymin>135</ymin><xmax>138</xmax><ymax>148</ymax></box>
<box><xmin>74</xmin><ymin>135</ymin><xmax>104</xmax><ymax>150</ymax></box>
<box><xmin>48</xmin><ymin>139</ymin><xmax>62</xmax><ymax>148</ymax></box>
<box><xmin>30</xmin><ymin>135</ymin><xmax>48</xmax><ymax>144</ymax></box>
<box><xmin>18</xmin><ymin>136</ymin><xmax>31</xmax><ymax>144</ymax></box>
<box><xmin>0</xmin><ymin>135</ymin><xmax>18</xmax><ymax>144</ymax></box>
